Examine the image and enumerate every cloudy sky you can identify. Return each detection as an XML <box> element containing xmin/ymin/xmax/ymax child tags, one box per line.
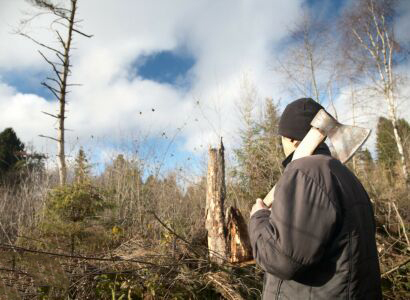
<box><xmin>0</xmin><ymin>0</ymin><xmax>409</xmax><ymax>173</ymax></box>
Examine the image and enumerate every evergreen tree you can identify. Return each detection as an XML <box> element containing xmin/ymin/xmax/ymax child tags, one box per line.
<box><xmin>0</xmin><ymin>128</ymin><xmax>25</xmax><ymax>176</ymax></box>
<box><xmin>234</xmin><ymin>98</ymin><xmax>284</xmax><ymax>201</ymax></box>
<box><xmin>74</xmin><ymin>148</ymin><xmax>90</xmax><ymax>184</ymax></box>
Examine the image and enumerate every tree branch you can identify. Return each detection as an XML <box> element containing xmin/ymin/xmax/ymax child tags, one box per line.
<box><xmin>382</xmin><ymin>257</ymin><xmax>410</xmax><ymax>277</ymax></box>
<box><xmin>38</xmin><ymin>134</ymin><xmax>60</xmax><ymax>142</ymax></box>
<box><xmin>41</xmin><ymin>82</ymin><xmax>60</xmax><ymax>100</ymax></box>
<box><xmin>19</xmin><ymin>32</ymin><xmax>64</xmax><ymax>56</ymax></box>
<box><xmin>72</xmin><ymin>27</ymin><xmax>93</xmax><ymax>38</ymax></box>
<box><xmin>38</xmin><ymin>50</ymin><xmax>63</xmax><ymax>83</ymax></box>
<box><xmin>42</xmin><ymin>111</ymin><xmax>59</xmax><ymax>119</ymax></box>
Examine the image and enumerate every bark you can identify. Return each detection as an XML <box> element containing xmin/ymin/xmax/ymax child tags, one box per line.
<box><xmin>205</xmin><ymin>140</ymin><xmax>227</xmax><ymax>264</ymax></box>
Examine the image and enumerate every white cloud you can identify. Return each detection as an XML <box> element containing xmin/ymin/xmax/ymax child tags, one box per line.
<box><xmin>0</xmin><ymin>81</ymin><xmax>55</xmax><ymax>153</ymax></box>
<box><xmin>0</xmin><ymin>0</ymin><xmax>305</xmax><ymax>165</ymax></box>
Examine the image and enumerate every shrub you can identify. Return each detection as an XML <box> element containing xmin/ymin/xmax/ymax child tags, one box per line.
<box><xmin>45</xmin><ymin>183</ymin><xmax>110</xmax><ymax>223</ymax></box>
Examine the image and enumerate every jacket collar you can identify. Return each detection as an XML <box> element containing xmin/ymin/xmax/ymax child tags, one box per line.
<box><xmin>282</xmin><ymin>143</ymin><xmax>331</xmax><ymax>168</ymax></box>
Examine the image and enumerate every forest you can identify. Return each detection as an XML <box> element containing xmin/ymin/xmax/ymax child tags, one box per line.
<box><xmin>0</xmin><ymin>0</ymin><xmax>409</xmax><ymax>299</ymax></box>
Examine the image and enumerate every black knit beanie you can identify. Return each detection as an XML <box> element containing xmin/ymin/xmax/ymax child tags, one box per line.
<box><xmin>278</xmin><ymin>98</ymin><xmax>324</xmax><ymax>141</ymax></box>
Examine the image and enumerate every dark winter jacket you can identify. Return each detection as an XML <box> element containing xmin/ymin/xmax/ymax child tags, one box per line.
<box><xmin>249</xmin><ymin>144</ymin><xmax>382</xmax><ymax>300</ymax></box>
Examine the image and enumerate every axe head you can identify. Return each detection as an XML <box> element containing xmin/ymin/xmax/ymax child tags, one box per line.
<box><xmin>311</xmin><ymin>109</ymin><xmax>371</xmax><ymax>164</ymax></box>
<box><xmin>328</xmin><ymin>124</ymin><xmax>371</xmax><ymax>163</ymax></box>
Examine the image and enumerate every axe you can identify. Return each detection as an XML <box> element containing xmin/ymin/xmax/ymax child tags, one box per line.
<box><xmin>263</xmin><ymin>109</ymin><xmax>371</xmax><ymax>207</ymax></box>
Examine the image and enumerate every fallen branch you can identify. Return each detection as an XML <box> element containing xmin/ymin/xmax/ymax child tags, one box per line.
<box><xmin>205</xmin><ymin>272</ymin><xmax>244</xmax><ymax>300</ymax></box>
<box><xmin>0</xmin><ymin>243</ymin><xmax>156</xmax><ymax>265</ymax></box>
<box><xmin>381</xmin><ymin>257</ymin><xmax>410</xmax><ymax>277</ymax></box>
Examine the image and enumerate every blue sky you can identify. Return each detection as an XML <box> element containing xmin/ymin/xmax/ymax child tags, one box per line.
<box><xmin>0</xmin><ymin>0</ymin><xmax>409</xmax><ymax>175</ymax></box>
<box><xmin>136</xmin><ymin>50</ymin><xmax>195</xmax><ymax>88</ymax></box>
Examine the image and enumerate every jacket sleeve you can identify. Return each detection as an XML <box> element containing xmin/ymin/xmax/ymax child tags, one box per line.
<box><xmin>248</xmin><ymin>167</ymin><xmax>338</xmax><ymax>280</ymax></box>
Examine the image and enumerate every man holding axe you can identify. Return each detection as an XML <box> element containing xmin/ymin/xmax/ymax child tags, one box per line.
<box><xmin>249</xmin><ymin>98</ymin><xmax>381</xmax><ymax>299</ymax></box>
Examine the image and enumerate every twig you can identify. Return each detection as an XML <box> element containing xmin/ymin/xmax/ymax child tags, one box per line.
<box><xmin>149</xmin><ymin>211</ymin><xmax>191</xmax><ymax>245</ymax></box>
<box><xmin>381</xmin><ymin>257</ymin><xmax>410</xmax><ymax>277</ymax></box>
<box><xmin>391</xmin><ymin>202</ymin><xmax>410</xmax><ymax>248</ymax></box>
<box><xmin>0</xmin><ymin>243</ymin><xmax>157</xmax><ymax>265</ymax></box>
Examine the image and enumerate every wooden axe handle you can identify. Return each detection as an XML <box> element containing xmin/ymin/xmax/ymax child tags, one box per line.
<box><xmin>262</xmin><ymin>127</ymin><xmax>326</xmax><ymax>207</ymax></box>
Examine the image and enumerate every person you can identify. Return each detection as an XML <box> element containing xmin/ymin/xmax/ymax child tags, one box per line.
<box><xmin>248</xmin><ymin>98</ymin><xmax>382</xmax><ymax>299</ymax></box>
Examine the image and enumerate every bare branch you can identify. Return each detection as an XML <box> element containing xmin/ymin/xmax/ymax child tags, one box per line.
<box><xmin>41</xmin><ymin>81</ymin><xmax>60</xmax><ymax>100</ymax></box>
<box><xmin>38</xmin><ymin>134</ymin><xmax>60</xmax><ymax>142</ymax></box>
<box><xmin>55</xmin><ymin>30</ymin><xmax>66</xmax><ymax>49</ymax></box>
<box><xmin>38</xmin><ymin>50</ymin><xmax>63</xmax><ymax>83</ymax></box>
<box><xmin>46</xmin><ymin>77</ymin><xmax>62</xmax><ymax>89</ymax></box>
<box><xmin>72</xmin><ymin>27</ymin><xmax>93</xmax><ymax>38</ymax></box>
<box><xmin>381</xmin><ymin>257</ymin><xmax>410</xmax><ymax>277</ymax></box>
<box><xmin>41</xmin><ymin>111</ymin><xmax>59</xmax><ymax>119</ymax></box>
<box><xmin>19</xmin><ymin>32</ymin><xmax>64</xmax><ymax>56</ymax></box>
<box><xmin>55</xmin><ymin>52</ymin><xmax>65</xmax><ymax>64</ymax></box>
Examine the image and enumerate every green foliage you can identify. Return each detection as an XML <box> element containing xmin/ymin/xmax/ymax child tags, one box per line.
<box><xmin>376</xmin><ymin>117</ymin><xmax>410</xmax><ymax>170</ymax></box>
<box><xmin>93</xmin><ymin>270</ymin><xmax>224</xmax><ymax>300</ymax></box>
<box><xmin>234</xmin><ymin>98</ymin><xmax>284</xmax><ymax>200</ymax></box>
<box><xmin>94</xmin><ymin>273</ymin><xmax>144</xmax><ymax>300</ymax></box>
<box><xmin>0</xmin><ymin>127</ymin><xmax>45</xmax><ymax>185</ymax></box>
<box><xmin>0</xmin><ymin>127</ymin><xmax>25</xmax><ymax>175</ymax></box>
<box><xmin>45</xmin><ymin>183</ymin><xmax>110</xmax><ymax>223</ymax></box>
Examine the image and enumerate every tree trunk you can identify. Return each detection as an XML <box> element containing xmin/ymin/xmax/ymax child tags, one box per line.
<box><xmin>205</xmin><ymin>140</ymin><xmax>227</xmax><ymax>264</ymax></box>
<box><xmin>57</xmin><ymin>0</ymin><xmax>77</xmax><ymax>186</ymax></box>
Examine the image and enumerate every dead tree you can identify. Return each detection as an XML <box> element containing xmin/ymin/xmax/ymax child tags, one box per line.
<box><xmin>205</xmin><ymin>140</ymin><xmax>228</xmax><ymax>264</ymax></box>
<box><xmin>18</xmin><ymin>0</ymin><xmax>92</xmax><ymax>185</ymax></box>
<box><xmin>205</xmin><ymin>140</ymin><xmax>253</xmax><ymax>264</ymax></box>
<box><xmin>342</xmin><ymin>0</ymin><xmax>409</xmax><ymax>187</ymax></box>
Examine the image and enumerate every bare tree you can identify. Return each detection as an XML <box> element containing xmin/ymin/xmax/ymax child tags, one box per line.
<box><xmin>276</xmin><ymin>13</ymin><xmax>340</xmax><ymax>106</ymax></box>
<box><xmin>342</xmin><ymin>0</ymin><xmax>409</xmax><ymax>187</ymax></box>
<box><xmin>18</xmin><ymin>0</ymin><xmax>92</xmax><ymax>185</ymax></box>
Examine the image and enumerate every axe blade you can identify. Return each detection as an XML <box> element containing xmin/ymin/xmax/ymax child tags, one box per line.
<box><xmin>329</xmin><ymin>124</ymin><xmax>371</xmax><ymax>164</ymax></box>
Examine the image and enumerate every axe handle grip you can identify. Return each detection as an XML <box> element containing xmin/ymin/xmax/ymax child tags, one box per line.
<box><xmin>262</xmin><ymin>127</ymin><xmax>325</xmax><ymax>208</ymax></box>
<box><xmin>263</xmin><ymin>185</ymin><xmax>275</xmax><ymax>207</ymax></box>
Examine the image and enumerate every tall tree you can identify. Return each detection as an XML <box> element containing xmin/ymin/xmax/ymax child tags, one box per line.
<box><xmin>19</xmin><ymin>0</ymin><xmax>92</xmax><ymax>185</ymax></box>
<box><xmin>342</xmin><ymin>0</ymin><xmax>409</xmax><ymax>187</ymax></box>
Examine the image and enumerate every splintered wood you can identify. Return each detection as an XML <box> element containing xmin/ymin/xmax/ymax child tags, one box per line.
<box><xmin>226</xmin><ymin>207</ymin><xmax>253</xmax><ymax>263</ymax></box>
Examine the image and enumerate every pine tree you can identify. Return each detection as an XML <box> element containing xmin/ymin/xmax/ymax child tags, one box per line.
<box><xmin>74</xmin><ymin>148</ymin><xmax>90</xmax><ymax>184</ymax></box>
<box><xmin>0</xmin><ymin>128</ymin><xmax>25</xmax><ymax>176</ymax></box>
<box><xmin>234</xmin><ymin>98</ymin><xmax>284</xmax><ymax>201</ymax></box>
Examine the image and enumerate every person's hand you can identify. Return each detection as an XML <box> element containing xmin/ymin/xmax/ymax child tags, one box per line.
<box><xmin>250</xmin><ymin>198</ymin><xmax>269</xmax><ymax>217</ymax></box>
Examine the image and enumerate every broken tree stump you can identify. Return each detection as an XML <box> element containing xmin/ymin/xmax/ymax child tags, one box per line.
<box><xmin>205</xmin><ymin>140</ymin><xmax>228</xmax><ymax>264</ymax></box>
